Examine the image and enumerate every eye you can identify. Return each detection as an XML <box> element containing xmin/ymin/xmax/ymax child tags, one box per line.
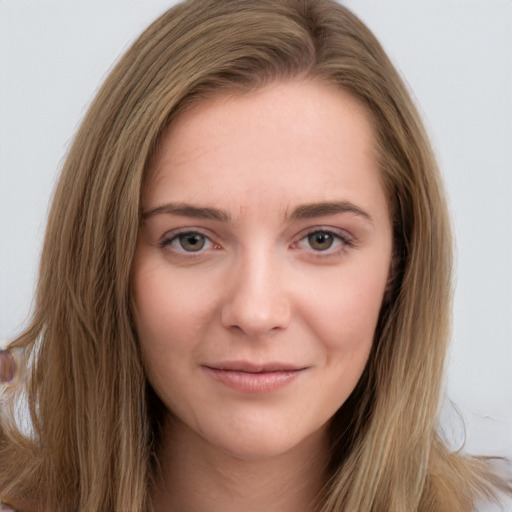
<box><xmin>160</xmin><ymin>231</ymin><xmax>213</xmax><ymax>253</ymax></box>
<box><xmin>294</xmin><ymin>228</ymin><xmax>353</xmax><ymax>255</ymax></box>
<box><xmin>307</xmin><ymin>231</ymin><xmax>335</xmax><ymax>251</ymax></box>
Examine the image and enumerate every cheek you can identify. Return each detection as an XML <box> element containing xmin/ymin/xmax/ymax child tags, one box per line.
<box><xmin>133</xmin><ymin>256</ymin><xmax>207</xmax><ymax>337</ymax></box>
<box><xmin>308</xmin><ymin>274</ymin><xmax>386</xmax><ymax>408</ymax></box>
<box><xmin>303</xmin><ymin>264</ymin><xmax>389</xmax><ymax>349</ymax></box>
<box><xmin>297</xmin><ymin>258</ymin><xmax>390</xmax><ymax>408</ymax></box>
<box><xmin>132</xmin><ymin>258</ymin><xmax>223</xmax><ymax>389</ymax></box>
<box><xmin>132</xmin><ymin>273</ymin><xmax>199</xmax><ymax>411</ymax></box>
<box><xmin>132</xmin><ymin>263</ymin><xmax>188</xmax><ymax>370</ymax></box>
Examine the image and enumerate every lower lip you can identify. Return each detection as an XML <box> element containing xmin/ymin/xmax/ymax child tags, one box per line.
<box><xmin>203</xmin><ymin>367</ymin><xmax>304</xmax><ymax>393</ymax></box>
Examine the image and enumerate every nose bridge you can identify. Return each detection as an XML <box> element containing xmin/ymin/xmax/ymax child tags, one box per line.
<box><xmin>221</xmin><ymin>245</ymin><xmax>291</xmax><ymax>337</ymax></box>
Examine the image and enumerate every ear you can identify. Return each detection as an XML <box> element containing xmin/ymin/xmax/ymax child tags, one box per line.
<box><xmin>0</xmin><ymin>348</ymin><xmax>17</xmax><ymax>384</ymax></box>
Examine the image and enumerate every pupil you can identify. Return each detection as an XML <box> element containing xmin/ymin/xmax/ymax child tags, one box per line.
<box><xmin>309</xmin><ymin>232</ymin><xmax>333</xmax><ymax>251</ymax></box>
<box><xmin>180</xmin><ymin>233</ymin><xmax>205</xmax><ymax>251</ymax></box>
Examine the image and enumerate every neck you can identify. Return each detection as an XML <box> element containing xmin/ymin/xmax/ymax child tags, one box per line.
<box><xmin>151</xmin><ymin>417</ymin><xmax>330</xmax><ymax>512</ymax></box>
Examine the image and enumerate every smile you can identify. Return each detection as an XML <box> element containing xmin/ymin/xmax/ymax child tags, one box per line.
<box><xmin>202</xmin><ymin>363</ymin><xmax>307</xmax><ymax>393</ymax></box>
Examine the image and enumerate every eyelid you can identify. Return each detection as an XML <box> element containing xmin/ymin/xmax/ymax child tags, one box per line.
<box><xmin>159</xmin><ymin>227</ymin><xmax>218</xmax><ymax>253</ymax></box>
<box><xmin>156</xmin><ymin>225</ymin><xmax>354</xmax><ymax>257</ymax></box>
<box><xmin>292</xmin><ymin>226</ymin><xmax>355</xmax><ymax>254</ymax></box>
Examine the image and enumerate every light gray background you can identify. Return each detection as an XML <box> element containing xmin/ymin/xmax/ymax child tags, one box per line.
<box><xmin>1</xmin><ymin>0</ymin><xmax>511</xmax><ymax>492</ymax></box>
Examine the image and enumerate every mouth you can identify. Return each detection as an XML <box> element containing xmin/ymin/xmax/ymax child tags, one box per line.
<box><xmin>205</xmin><ymin>361</ymin><xmax>306</xmax><ymax>373</ymax></box>
<box><xmin>202</xmin><ymin>361</ymin><xmax>308</xmax><ymax>393</ymax></box>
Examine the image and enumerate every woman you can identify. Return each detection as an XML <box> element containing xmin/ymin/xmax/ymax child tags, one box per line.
<box><xmin>0</xmin><ymin>0</ymin><xmax>510</xmax><ymax>510</ymax></box>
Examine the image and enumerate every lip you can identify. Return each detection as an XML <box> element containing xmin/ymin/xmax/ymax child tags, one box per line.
<box><xmin>202</xmin><ymin>361</ymin><xmax>307</xmax><ymax>393</ymax></box>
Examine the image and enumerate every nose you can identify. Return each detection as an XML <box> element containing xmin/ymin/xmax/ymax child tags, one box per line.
<box><xmin>220</xmin><ymin>252</ymin><xmax>292</xmax><ymax>338</ymax></box>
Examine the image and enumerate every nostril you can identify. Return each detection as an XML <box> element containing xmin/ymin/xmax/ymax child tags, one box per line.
<box><xmin>221</xmin><ymin>298</ymin><xmax>292</xmax><ymax>338</ymax></box>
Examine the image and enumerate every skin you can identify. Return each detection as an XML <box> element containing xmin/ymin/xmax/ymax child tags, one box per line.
<box><xmin>133</xmin><ymin>80</ymin><xmax>393</xmax><ymax>512</ymax></box>
<box><xmin>0</xmin><ymin>350</ymin><xmax>17</xmax><ymax>385</ymax></box>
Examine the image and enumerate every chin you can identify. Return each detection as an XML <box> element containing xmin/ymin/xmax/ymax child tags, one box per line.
<box><xmin>195</xmin><ymin>417</ymin><xmax>328</xmax><ymax>462</ymax></box>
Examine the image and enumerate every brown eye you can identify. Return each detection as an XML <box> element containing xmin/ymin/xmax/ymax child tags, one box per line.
<box><xmin>177</xmin><ymin>233</ymin><xmax>207</xmax><ymax>252</ymax></box>
<box><xmin>307</xmin><ymin>231</ymin><xmax>334</xmax><ymax>251</ymax></box>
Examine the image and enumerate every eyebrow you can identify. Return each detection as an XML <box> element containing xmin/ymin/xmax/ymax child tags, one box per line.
<box><xmin>288</xmin><ymin>201</ymin><xmax>372</xmax><ymax>223</ymax></box>
<box><xmin>142</xmin><ymin>203</ymin><xmax>230</xmax><ymax>222</ymax></box>
<box><xmin>141</xmin><ymin>200</ymin><xmax>372</xmax><ymax>224</ymax></box>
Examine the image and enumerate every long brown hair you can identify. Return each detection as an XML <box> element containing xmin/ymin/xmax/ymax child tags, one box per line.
<box><xmin>1</xmin><ymin>1</ymin><xmax>509</xmax><ymax>510</ymax></box>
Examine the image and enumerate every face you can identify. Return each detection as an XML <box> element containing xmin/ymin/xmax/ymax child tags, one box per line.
<box><xmin>133</xmin><ymin>80</ymin><xmax>393</xmax><ymax>460</ymax></box>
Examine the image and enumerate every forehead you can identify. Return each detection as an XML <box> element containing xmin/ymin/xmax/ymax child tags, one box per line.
<box><xmin>144</xmin><ymin>80</ymin><xmax>386</xmax><ymax>223</ymax></box>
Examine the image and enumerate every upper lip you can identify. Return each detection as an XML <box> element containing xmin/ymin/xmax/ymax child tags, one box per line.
<box><xmin>203</xmin><ymin>361</ymin><xmax>307</xmax><ymax>373</ymax></box>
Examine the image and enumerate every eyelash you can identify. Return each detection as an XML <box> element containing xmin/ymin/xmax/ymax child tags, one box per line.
<box><xmin>292</xmin><ymin>228</ymin><xmax>354</xmax><ymax>257</ymax></box>
<box><xmin>158</xmin><ymin>227</ymin><xmax>354</xmax><ymax>257</ymax></box>
<box><xmin>159</xmin><ymin>229</ymin><xmax>217</xmax><ymax>255</ymax></box>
